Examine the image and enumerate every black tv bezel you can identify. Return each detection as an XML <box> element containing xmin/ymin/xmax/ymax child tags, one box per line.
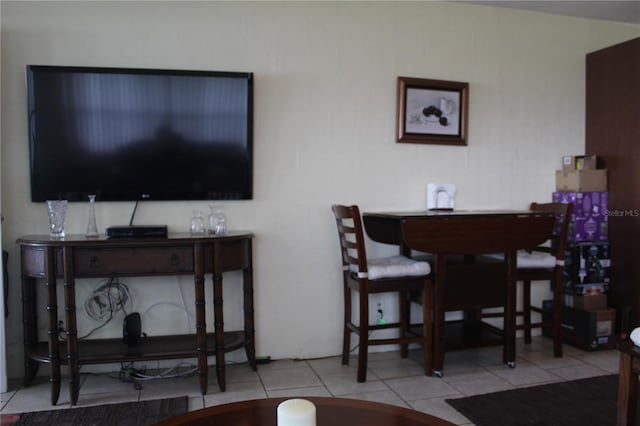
<box><xmin>26</xmin><ymin>64</ymin><xmax>254</xmax><ymax>202</ymax></box>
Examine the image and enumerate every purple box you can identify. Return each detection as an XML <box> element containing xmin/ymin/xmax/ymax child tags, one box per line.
<box><xmin>552</xmin><ymin>191</ymin><xmax>608</xmax><ymax>241</ymax></box>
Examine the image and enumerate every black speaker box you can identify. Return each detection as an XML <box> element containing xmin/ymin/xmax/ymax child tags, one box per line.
<box><xmin>123</xmin><ymin>312</ymin><xmax>141</xmax><ymax>346</ymax></box>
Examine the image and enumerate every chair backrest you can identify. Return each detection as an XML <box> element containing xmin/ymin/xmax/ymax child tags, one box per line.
<box><xmin>331</xmin><ymin>205</ymin><xmax>369</xmax><ymax>277</ymax></box>
<box><xmin>401</xmin><ymin>214</ymin><xmax>555</xmax><ymax>255</ymax></box>
<box><xmin>529</xmin><ymin>202</ymin><xmax>574</xmax><ymax>261</ymax></box>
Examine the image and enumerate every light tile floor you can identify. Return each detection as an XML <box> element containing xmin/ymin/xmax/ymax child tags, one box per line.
<box><xmin>1</xmin><ymin>337</ymin><xmax>620</xmax><ymax>425</ymax></box>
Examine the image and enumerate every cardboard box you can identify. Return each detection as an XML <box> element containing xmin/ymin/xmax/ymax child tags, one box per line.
<box><xmin>562</xmin><ymin>155</ymin><xmax>598</xmax><ymax>171</ymax></box>
<box><xmin>543</xmin><ymin>304</ymin><xmax>615</xmax><ymax>351</ymax></box>
<box><xmin>556</xmin><ymin>169</ymin><xmax>607</xmax><ymax>192</ymax></box>
<box><xmin>564</xmin><ymin>294</ymin><xmax>608</xmax><ymax>310</ymax></box>
<box><xmin>563</xmin><ymin>242</ymin><xmax>611</xmax><ymax>295</ymax></box>
<box><xmin>565</xmin><ymin>282</ymin><xmax>610</xmax><ymax>296</ymax></box>
<box><xmin>552</xmin><ymin>191</ymin><xmax>608</xmax><ymax>242</ymax></box>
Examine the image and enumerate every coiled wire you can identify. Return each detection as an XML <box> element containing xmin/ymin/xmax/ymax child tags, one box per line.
<box><xmin>80</xmin><ymin>277</ymin><xmax>131</xmax><ymax>339</ymax></box>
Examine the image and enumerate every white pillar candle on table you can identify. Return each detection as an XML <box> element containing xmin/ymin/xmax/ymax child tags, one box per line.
<box><xmin>277</xmin><ymin>398</ymin><xmax>316</xmax><ymax>426</ymax></box>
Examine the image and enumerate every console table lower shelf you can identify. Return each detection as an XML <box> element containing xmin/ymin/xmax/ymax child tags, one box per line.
<box><xmin>26</xmin><ymin>332</ymin><xmax>248</xmax><ymax>399</ymax></box>
<box><xmin>28</xmin><ymin>332</ymin><xmax>247</xmax><ymax>364</ymax></box>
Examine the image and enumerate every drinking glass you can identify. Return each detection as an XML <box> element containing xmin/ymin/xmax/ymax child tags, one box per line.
<box><xmin>214</xmin><ymin>213</ymin><xmax>227</xmax><ymax>236</ymax></box>
<box><xmin>208</xmin><ymin>205</ymin><xmax>227</xmax><ymax>235</ymax></box>
<box><xmin>190</xmin><ymin>210</ymin><xmax>205</xmax><ymax>235</ymax></box>
<box><xmin>46</xmin><ymin>200</ymin><xmax>68</xmax><ymax>238</ymax></box>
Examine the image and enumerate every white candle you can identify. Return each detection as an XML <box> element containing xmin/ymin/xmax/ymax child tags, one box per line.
<box><xmin>277</xmin><ymin>398</ymin><xmax>316</xmax><ymax>426</ymax></box>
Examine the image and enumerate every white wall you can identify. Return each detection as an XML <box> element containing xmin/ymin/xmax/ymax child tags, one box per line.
<box><xmin>1</xmin><ymin>1</ymin><xmax>638</xmax><ymax>378</ymax></box>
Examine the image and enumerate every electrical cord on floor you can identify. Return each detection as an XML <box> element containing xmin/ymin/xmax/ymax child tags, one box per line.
<box><xmin>117</xmin><ymin>361</ymin><xmax>198</xmax><ymax>390</ymax></box>
<box><xmin>119</xmin><ymin>364</ymin><xmax>144</xmax><ymax>390</ymax></box>
<box><xmin>122</xmin><ymin>362</ymin><xmax>198</xmax><ymax>381</ymax></box>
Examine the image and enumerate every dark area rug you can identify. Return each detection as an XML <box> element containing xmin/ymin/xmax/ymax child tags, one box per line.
<box><xmin>13</xmin><ymin>396</ymin><xmax>188</xmax><ymax>426</ymax></box>
<box><xmin>446</xmin><ymin>374</ymin><xmax>627</xmax><ymax>426</ymax></box>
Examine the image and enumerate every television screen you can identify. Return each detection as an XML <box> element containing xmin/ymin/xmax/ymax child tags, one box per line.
<box><xmin>27</xmin><ymin>65</ymin><xmax>253</xmax><ymax>202</ymax></box>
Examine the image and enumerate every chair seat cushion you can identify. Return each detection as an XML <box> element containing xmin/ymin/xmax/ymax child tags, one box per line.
<box><xmin>516</xmin><ymin>250</ymin><xmax>557</xmax><ymax>269</ymax></box>
<box><xmin>352</xmin><ymin>255</ymin><xmax>431</xmax><ymax>280</ymax></box>
<box><xmin>485</xmin><ymin>251</ymin><xmax>557</xmax><ymax>269</ymax></box>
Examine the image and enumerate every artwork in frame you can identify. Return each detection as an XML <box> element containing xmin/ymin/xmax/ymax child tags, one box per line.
<box><xmin>396</xmin><ymin>76</ymin><xmax>469</xmax><ymax>146</ymax></box>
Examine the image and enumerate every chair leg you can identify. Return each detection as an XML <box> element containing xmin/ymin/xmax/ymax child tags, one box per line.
<box><xmin>399</xmin><ymin>290</ymin><xmax>409</xmax><ymax>358</ymax></box>
<box><xmin>357</xmin><ymin>289</ymin><xmax>369</xmax><ymax>382</ymax></box>
<box><xmin>342</xmin><ymin>283</ymin><xmax>351</xmax><ymax>366</ymax></box>
<box><xmin>522</xmin><ymin>280</ymin><xmax>532</xmax><ymax>344</ymax></box>
<box><xmin>422</xmin><ymin>281</ymin><xmax>433</xmax><ymax>376</ymax></box>
<box><xmin>552</xmin><ymin>267</ymin><xmax>563</xmax><ymax>357</ymax></box>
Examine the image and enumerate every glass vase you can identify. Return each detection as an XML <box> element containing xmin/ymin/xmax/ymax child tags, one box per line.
<box><xmin>85</xmin><ymin>195</ymin><xmax>99</xmax><ymax>238</ymax></box>
<box><xmin>47</xmin><ymin>200</ymin><xmax>68</xmax><ymax>238</ymax></box>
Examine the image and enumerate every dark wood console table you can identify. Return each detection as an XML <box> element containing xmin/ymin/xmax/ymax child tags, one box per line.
<box><xmin>17</xmin><ymin>231</ymin><xmax>255</xmax><ymax>405</ymax></box>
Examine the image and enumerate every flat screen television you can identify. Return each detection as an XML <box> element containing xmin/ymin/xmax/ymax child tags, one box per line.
<box><xmin>26</xmin><ymin>65</ymin><xmax>253</xmax><ymax>202</ymax></box>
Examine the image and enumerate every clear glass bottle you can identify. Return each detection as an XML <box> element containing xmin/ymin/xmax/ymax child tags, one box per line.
<box><xmin>207</xmin><ymin>204</ymin><xmax>219</xmax><ymax>235</ymax></box>
<box><xmin>208</xmin><ymin>205</ymin><xmax>227</xmax><ymax>235</ymax></box>
<box><xmin>85</xmin><ymin>195</ymin><xmax>99</xmax><ymax>238</ymax></box>
<box><xmin>214</xmin><ymin>212</ymin><xmax>227</xmax><ymax>236</ymax></box>
<box><xmin>190</xmin><ymin>210</ymin><xmax>205</xmax><ymax>235</ymax></box>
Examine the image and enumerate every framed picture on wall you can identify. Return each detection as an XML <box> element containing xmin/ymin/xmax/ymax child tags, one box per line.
<box><xmin>396</xmin><ymin>77</ymin><xmax>469</xmax><ymax>146</ymax></box>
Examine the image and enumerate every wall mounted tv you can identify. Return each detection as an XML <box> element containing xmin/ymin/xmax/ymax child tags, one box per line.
<box><xmin>27</xmin><ymin>65</ymin><xmax>253</xmax><ymax>202</ymax></box>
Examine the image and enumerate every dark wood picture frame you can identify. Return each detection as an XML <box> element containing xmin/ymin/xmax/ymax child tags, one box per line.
<box><xmin>396</xmin><ymin>76</ymin><xmax>469</xmax><ymax>146</ymax></box>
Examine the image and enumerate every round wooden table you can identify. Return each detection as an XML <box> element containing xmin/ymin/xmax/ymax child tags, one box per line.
<box><xmin>153</xmin><ymin>397</ymin><xmax>456</xmax><ymax>426</ymax></box>
<box><xmin>616</xmin><ymin>338</ymin><xmax>640</xmax><ymax>426</ymax></box>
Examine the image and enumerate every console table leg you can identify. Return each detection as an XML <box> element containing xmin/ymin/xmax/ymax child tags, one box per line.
<box><xmin>213</xmin><ymin>275</ymin><xmax>226</xmax><ymax>391</ymax></box>
<box><xmin>243</xmin><ymin>262</ymin><xmax>257</xmax><ymax>371</ymax></box>
<box><xmin>45</xmin><ymin>248</ymin><xmax>61</xmax><ymax>405</ymax></box>
<box><xmin>21</xmin><ymin>272</ymin><xmax>40</xmax><ymax>387</ymax></box>
<box><xmin>213</xmin><ymin>241</ymin><xmax>226</xmax><ymax>391</ymax></box>
<box><xmin>194</xmin><ymin>243</ymin><xmax>208</xmax><ymax>395</ymax></box>
<box><xmin>62</xmin><ymin>247</ymin><xmax>80</xmax><ymax>405</ymax></box>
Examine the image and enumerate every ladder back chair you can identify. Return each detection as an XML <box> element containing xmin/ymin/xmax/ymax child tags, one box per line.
<box><xmin>481</xmin><ymin>202</ymin><xmax>573</xmax><ymax>357</ymax></box>
<box><xmin>331</xmin><ymin>205</ymin><xmax>432</xmax><ymax>382</ymax></box>
<box><xmin>517</xmin><ymin>202</ymin><xmax>573</xmax><ymax>357</ymax></box>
